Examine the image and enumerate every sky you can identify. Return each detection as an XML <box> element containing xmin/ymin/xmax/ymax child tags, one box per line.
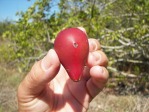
<box><xmin>0</xmin><ymin>0</ymin><xmax>59</xmax><ymax>21</ymax></box>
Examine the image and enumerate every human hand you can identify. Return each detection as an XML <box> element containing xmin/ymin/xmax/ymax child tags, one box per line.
<box><xmin>17</xmin><ymin>28</ymin><xmax>109</xmax><ymax>112</ymax></box>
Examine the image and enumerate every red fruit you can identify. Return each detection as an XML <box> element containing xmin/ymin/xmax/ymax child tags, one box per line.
<box><xmin>54</xmin><ymin>28</ymin><xmax>89</xmax><ymax>81</ymax></box>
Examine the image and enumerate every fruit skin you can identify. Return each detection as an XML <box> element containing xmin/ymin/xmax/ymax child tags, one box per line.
<box><xmin>54</xmin><ymin>28</ymin><xmax>89</xmax><ymax>81</ymax></box>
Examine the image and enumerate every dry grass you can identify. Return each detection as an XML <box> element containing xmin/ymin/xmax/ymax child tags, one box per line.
<box><xmin>88</xmin><ymin>91</ymin><xmax>149</xmax><ymax>112</ymax></box>
<box><xmin>0</xmin><ymin>66</ymin><xmax>23</xmax><ymax>112</ymax></box>
<box><xmin>0</xmin><ymin>66</ymin><xmax>149</xmax><ymax>112</ymax></box>
<box><xmin>0</xmin><ymin>84</ymin><xmax>17</xmax><ymax>112</ymax></box>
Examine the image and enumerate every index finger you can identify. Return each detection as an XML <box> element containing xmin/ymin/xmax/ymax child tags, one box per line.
<box><xmin>77</xmin><ymin>27</ymin><xmax>101</xmax><ymax>51</ymax></box>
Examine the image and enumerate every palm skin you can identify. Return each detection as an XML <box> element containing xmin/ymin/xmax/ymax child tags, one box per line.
<box><xmin>44</xmin><ymin>66</ymin><xmax>91</xmax><ymax>112</ymax></box>
<box><xmin>17</xmin><ymin>38</ymin><xmax>108</xmax><ymax>112</ymax></box>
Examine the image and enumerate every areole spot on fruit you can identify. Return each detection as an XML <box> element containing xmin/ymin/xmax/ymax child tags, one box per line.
<box><xmin>54</xmin><ymin>27</ymin><xmax>89</xmax><ymax>81</ymax></box>
<box><xmin>73</xmin><ymin>42</ymin><xmax>78</xmax><ymax>48</ymax></box>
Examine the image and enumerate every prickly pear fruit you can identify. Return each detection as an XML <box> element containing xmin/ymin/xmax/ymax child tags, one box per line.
<box><xmin>54</xmin><ymin>28</ymin><xmax>89</xmax><ymax>81</ymax></box>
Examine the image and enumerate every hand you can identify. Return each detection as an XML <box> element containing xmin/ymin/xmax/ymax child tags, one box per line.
<box><xmin>17</xmin><ymin>29</ymin><xmax>109</xmax><ymax>112</ymax></box>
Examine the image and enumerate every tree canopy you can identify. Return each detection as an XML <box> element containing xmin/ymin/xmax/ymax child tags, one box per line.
<box><xmin>1</xmin><ymin>0</ymin><xmax>149</xmax><ymax>94</ymax></box>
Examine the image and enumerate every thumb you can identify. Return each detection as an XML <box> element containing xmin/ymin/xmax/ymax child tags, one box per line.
<box><xmin>18</xmin><ymin>49</ymin><xmax>60</xmax><ymax>96</ymax></box>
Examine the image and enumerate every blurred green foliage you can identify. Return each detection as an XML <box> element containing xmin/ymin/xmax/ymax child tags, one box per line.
<box><xmin>0</xmin><ymin>0</ymin><xmax>149</xmax><ymax>94</ymax></box>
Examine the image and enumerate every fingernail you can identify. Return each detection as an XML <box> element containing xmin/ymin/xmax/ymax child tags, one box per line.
<box><xmin>89</xmin><ymin>40</ymin><xmax>96</xmax><ymax>51</ymax></box>
<box><xmin>98</xmin><ymin>67</ymin><xmax>104</xmax><ymax>74</ymax></box>
<box><xmin>77</xmin><ymin>27</ymin><xmax>87</xmax><ymax>34</ymax></box>
<box><xmin>41</xmin><ymin>50</ymin><xmax>54</xmax><ymax>71</ymax></box>
<box><xmin>93</xmin><ymin>66</ymin><xmax>104</xmax><ymax>74</ymax></box>
<box><xmin>92</xmin><ymin>52</ymin><xmax>101</xmax><ymax>63</ymax></box>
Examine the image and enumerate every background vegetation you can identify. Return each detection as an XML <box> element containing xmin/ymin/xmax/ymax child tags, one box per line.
<box><xmin>0</xmin><ymin>0</ymin><xmax>149</xmax><ymax>111</ymax></box>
